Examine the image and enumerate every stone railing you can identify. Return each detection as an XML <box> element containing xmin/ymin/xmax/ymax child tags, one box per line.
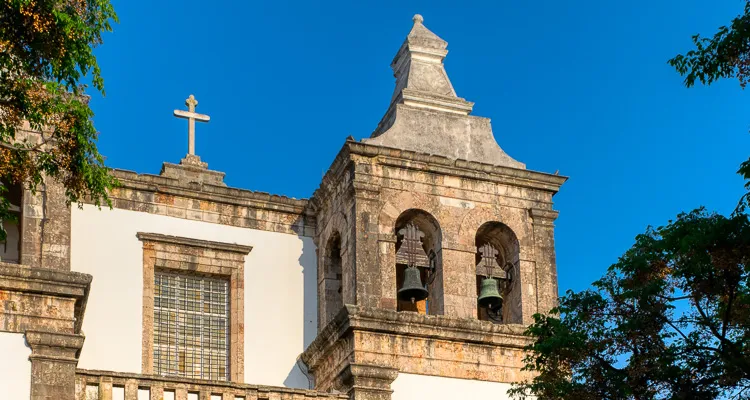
<box><xmin>76</xmin><ymin>369</ymin><xmax>348</xmax><ymax>400</ymax></box>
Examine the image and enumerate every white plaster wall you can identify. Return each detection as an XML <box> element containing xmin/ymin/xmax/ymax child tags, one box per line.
<box><xmin>1</xmin><ymin>219</ymin><xmax>20</xmax><ymax>263</ymax></box>
<box><xmin>70</xmin><ymin>205</ymin><xmax>317</xmax><ymax>388</ymax></box>
<box><xmin>0</xmin><ymin>332</ymin><xmax>31</xmax><ymax>399</ymax></box>
<box><xmin>391</xmin><ymin>373</ymin><xmax>516</xmax><ymax>400</ymax></box>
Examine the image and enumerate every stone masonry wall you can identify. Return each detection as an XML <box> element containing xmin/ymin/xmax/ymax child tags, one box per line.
<box><xmin>312</xmin><ymin>140</ymin><xmax>565</xmax><ymax>327</ymax></box>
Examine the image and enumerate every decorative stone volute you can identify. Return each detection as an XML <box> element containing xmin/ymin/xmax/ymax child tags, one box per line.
<box><xmin>366</xmin><ymin>15</ymin><xmax>525</xmax><ymax>169</ymax></box>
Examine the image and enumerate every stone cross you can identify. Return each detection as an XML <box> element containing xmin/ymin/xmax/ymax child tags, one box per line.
<box><xmin>173</xmin><ymin>94</ymin><xmax>210</xmax><ymax>156</ymax></box>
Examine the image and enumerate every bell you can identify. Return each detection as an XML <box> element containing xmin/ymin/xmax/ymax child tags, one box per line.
<box><xmin>478</xmin><ymin>277</ymin><xmax>503</xmax><ymax>310</ymax></box>
<box><xmin>398</xmin><ymin>266</ymin><xmax>429</xmax><ymax>303</ymax></box>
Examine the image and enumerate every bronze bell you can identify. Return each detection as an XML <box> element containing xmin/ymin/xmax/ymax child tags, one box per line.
<box><xmin>398</xmin><ymin>265</ymin><xmax>429</xmax><ymax>303</ymax></box>
<box><xmin>478</xmin><ymin>277</ymin><xmax>503</xmax><ymax>310</ymax></box>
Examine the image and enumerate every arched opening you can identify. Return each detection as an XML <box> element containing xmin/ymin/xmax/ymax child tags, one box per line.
<box><xmin>0</xmin><ymin>180</ymin><xmax>22</xmax><ymax>264</ymax></box>
<box><xmin>395</xmin><ymin>209</ymin><xmax>442</xmax><ymax>315</ymax></box>
<box><xmin>321</xmin><ymin>232</ymin><xmax>343</xmax><ymax>326</ymax></box>
<box><xmin>475</xmin><ymin>221</ymin><xmax>520</xmax><ymax>323</ymax></box>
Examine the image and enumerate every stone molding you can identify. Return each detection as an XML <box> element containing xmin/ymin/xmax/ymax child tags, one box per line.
<box><xmin>341</xmin><ymin>364</ymin><xmax>399</xmax><ymax>400</ymax></box>
<box><xmin>0</xmin><ymin>262</ymin><xmax>91</xmax><ymax>298</ymax></box>
<box><xmin>26</xmin><ymin>330</ymin><xmax>86</xmax><ymax>362</ymax></box>
<box><xmin>97</xmin><ymin>169</ymin><xmax>315</xmax><ymax>237</ymax></box>
<box><xmin>135</xmin><ymin>232</ymin><xmax>253</xmax><ymax>255</ymax></box>
<box><xmin>529</xmin><ymin>208</ymin><xmax>560</xmax><ymax>224</ymax></box>
<box><xmin>113</xmin><ymin>169</ymin><xmax>307</xmax><ymax>211</ymax></box>
<box><xmin>310</xmin><ymin>139</ymin><xmax>567</xmax><ymax>214</ymax></box>
<box><xmin>0</xmin><ymin>262</ymin><xmax>91</xmax><ymax>334</ymax></box>
<box><xmin>348</xmin><ymin>140</ymin><xmax>567</xmax><ymax>190</ymax></box>
<box><xmin>137</xmin><ymin>233</ymin><xmax>249</xmax><ymax>382</ymax></box>
<box><xmin>302</xmin><ymin>305</ymin><xmax>534</xmax><ymax>393</ymax></box>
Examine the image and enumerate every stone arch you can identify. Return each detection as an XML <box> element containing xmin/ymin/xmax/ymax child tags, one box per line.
<box><xmin>320</xmin><ymin>231</ymin><xmax>343</xmax><ymax>327</ymax></box>
<box><xmin>394</xmin><ymin>208</ymin><xmax>443</xmax><ymax>315</ymax></box>
<box><xmin>376</xmin><ymin>191</ymin><xmax>447</xmax><ymax>313</ymax></box>
<box><xmin>457</xmin><ymin>205</ymin><xmax>530</xmax><ymax>260</ymax></box>
<box><xmin>378</xmin><ymin>191</ymin><xmax>441</xmax><ymax>237</ymax></box>
<box><xmin>474</xmin><ymin>221</ymin><xmax>522</xmax><ymax>324</ymax></box>
<box><xmin>475</xmin><ymin>221</ymin><xmax>520</xmax><ymax>267</ymax></box>
<box><xmin>317</xmin><ymin>209</ymin><xmax>350</xmax><ymax>330</ymax></box>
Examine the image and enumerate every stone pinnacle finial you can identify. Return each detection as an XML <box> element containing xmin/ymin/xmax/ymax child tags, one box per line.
<box><xmin>413</xmin><ymin>14</ymin><xmax>424</xmax><ymax>24</ymax></box>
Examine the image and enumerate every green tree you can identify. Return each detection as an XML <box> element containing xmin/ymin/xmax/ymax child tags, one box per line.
<box><xmin>0</xmin><ymin>0</ymin><xmax>118</xmax><ymax>240</ymax></box>
<box><xmin>510</xmin><ymin>2</ymin><xmax>750</xmax><ymax>399</ymax></box>
<box><xmin>509</xmin><ymin>209</ymin><xmax>750</xmax><ymax>399</ymax></box>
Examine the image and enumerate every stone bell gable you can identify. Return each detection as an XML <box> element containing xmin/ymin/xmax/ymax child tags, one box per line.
<box><xmin>305</xmin><ymin>15</ymin><xmax>566</xmax><ymax>400</ymax></box>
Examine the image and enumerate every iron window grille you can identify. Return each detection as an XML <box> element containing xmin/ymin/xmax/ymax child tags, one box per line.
<box><xmin>153</xmin><ymin>270</ymin><xmax>229</xmax><ymax>381</ymax></box>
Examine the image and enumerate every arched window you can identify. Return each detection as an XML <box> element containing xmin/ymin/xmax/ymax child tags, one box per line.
<box><xmin>321</xmin><ymin>232</ymin><xmax>343</xmax><ymax>327</ymax></box>
<box><xmin>395</xmin><ymin>209</ymin><xmax>441</xmax><ymax>315</ymax></box>
<box><xmin>475</xmin><ymin>222</ymin><xmax>520</xmax><ymax>323</ymax></box>
<box><xmin>0</xmin><ymin>180</ymin><xmax>22</xmax><ymax>264</ymax></box>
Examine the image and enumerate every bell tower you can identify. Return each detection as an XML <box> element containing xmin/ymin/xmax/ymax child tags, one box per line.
<box><xmin>303</xmin><ymin>14</ymin><xmax>566</xmax><ymax>400</ymax></box>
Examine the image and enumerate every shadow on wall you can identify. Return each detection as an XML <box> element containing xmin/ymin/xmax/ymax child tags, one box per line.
<box><xmin>283</xmin><ymin>229</ymin><xmax>318</xmax><ymax>389</ymax></box>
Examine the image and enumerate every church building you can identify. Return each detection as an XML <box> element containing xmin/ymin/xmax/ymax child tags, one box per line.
<box><xmin>0</xmin><ymin>15</ymin><xmax>566</xmax><ymax>400</ymax></box>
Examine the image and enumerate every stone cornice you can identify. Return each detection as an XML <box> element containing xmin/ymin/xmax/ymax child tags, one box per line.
<box><xmin>530</xmin><ymin>208</ymin><xmax>560</xmax><ymax>224</ymax></box>
<box><xmin>136</xmin><ymin>232</ymin><xmax>253</xmax><ymax>255</ymax></box>
<box><xmin>347</xmin><ymin>140</ymin><xmax>567</xmax><ymax>193</ymax></box>
<box><xmin>0</xmin><ymin>262</ymin><xmax>91</xmax><ymax>298</ymax></box>
<box><xmin>26</xmin><ymin>331</ymin><xmax>85</xmax><ymax>350</ymax></box>
<box><xmin>309</xmin><ymin>139</ymin><xmax>567</xmax><ymax>213</ymax></box>
<box><xmin>26</xmin><ymin>330</ymin><xmax>86</xmax><ymax>362</ymax></box>
<box><xmin>302</xmin><ymin>305</ymin><xmax>532</xmax><ymax>370</ymax></box>
<box><xmin>110</xmin><ymin>169</ymin><xmax>310</xmax><ymax>216</ymax></box>
<box><xmin>0</xmin><ymin>262</ymin><xmax>91</xmax><ymax>333</ymax></box>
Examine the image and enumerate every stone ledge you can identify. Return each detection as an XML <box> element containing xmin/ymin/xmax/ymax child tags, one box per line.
<box><xmin>310</xmin><ymin>139</ymin><xmax>567</xmax><ymax>214</ymax></box>
<box><xmin>304</xmin><ymin>305</ymin><xmax>531</xmax><ymax>367</ymax></box>
<box><xmin>27</xmin><ymin>330</ymin><xmax>86</xmax><ymax>360</ymax></box>
<box><xmin>26</xmin><ymin>330</ymin><xmax>85</xmax><ymax>349</ymax></box>
<box><xmin>0</xmin><ymin>262</ymin><xmax>91</xmax><ymax>333</ymax></box>
<box><xmin>95</xmin><ymin>169</ymin><xmax>316</xmax><ymax>237</ymax></box>
<box><xmin>0</xmin><ymin>262</ymin><xmax>91</xmax><ymax>298</ymax></box>
<box><xmin>112</xmin><ymin>169</ymin><xmax>309</xmax><ymax>212</ymax></box>
<box><xmin>348</xmin><ymin>140</ymin><xmax>567</xmax><ymax>189</ymax></box>
<box><xmin>136</xmin><ymin>232</ymin><xmax>253</xmax><ymax>254</ymax></box>
<box><xmin>302</xmin><ymin>305</ymin><xmax>534</xmax><ymax>389</ymax></box>
<box><xmin>530</xmin><ymin>208</ymin><xmax>560</xmax><ymax>225</ymax></box>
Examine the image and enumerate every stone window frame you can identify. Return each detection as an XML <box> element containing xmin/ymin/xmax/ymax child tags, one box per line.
<box><xmin>137</xmin><ymin>232</ymin><xmax>252</xmax><ymax>382</ymax></box>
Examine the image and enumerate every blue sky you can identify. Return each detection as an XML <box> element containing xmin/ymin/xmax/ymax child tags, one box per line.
<box><xmin>89</xmin><ymin>0</ymin><xmax>750</xmax><ymax>296</ymax></box>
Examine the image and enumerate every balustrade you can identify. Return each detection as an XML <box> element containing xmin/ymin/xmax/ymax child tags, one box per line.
<box><xmin>76</xmin><ymin>369</ymin><xmax>347</xmax><ymax>400</ymax></box>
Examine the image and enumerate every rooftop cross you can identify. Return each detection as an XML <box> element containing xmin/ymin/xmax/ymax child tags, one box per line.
<box><xmin>173</xmin><ymin>94</ymin><xmax>210</xmax><ymax>156</ymax></box>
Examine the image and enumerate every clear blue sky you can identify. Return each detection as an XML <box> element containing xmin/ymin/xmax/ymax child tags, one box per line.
<box><xmin>89</xmin><ymin>0</ymin><xmax>749</xmax><ymax>296</ymax></box>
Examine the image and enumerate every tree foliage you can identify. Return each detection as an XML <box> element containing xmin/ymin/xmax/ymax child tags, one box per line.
<box><xmin>0</xmin><ymin>0</ymin><xmax>118</xmax><ymax>240</ymax></box>
<box><xmin>669</xmin><ymin>2</ymin><xmax>750</xmax><ymax>89</ymax></box>
<box><xmin>510</xmin><ymin>209</ymin><xmax>750</xmax><ymax>399</ymax></box>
